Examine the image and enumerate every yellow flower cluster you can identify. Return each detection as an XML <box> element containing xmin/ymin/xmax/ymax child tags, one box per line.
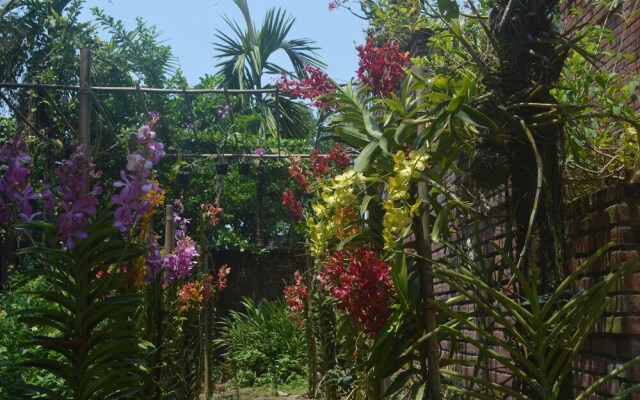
<box><xmin>382</xmin><ymin>150</ymin><xmax>428</xmax><ymax>251</ymax></box>
<box><xmin>178</xmin><ymin>275</ymin><xmax>214</xmax><ymax>311</ymax></box>
<box><xmin>307</xmin><ymin>169</ymin><xmax>364</xmax><ymax>257</ymax></box>
<box><xmin>141</xmin><ymin>181</ymin><xmax>165</xmax><ymax>219</ymax></box>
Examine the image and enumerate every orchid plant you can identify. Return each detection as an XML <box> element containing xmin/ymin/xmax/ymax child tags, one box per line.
<box><xmin>0</xmin><ymin>112</ymin><xmax>232</xmax><ymax>399</ymax></box>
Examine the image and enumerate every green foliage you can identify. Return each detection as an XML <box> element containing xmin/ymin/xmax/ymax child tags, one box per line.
<box><xmin>13</xmin><ymin>212</ymin><xmax>152</xmax><ymax>400</ymax></box>
<box><xmin>165</xmin><ymin>130</ymin><xmax>309</xmax><ymax>251</ymax></box>
<box><xmin>326</xmin><ymin>73</ymin><xmax>491</xmax><ymax>174</ymax></box>
<box><xmin>0</xmin><ymin>276</ymin><xmax>65</xmax><ymax>399</ymax></box>
<box><xmin>215</xmin><ymin>297</ymin><xmax>307</xmax><ymax>387</ymax></box>
<box><xmin>213</xmin><ymin>0</ymin><xmax>321</xmax><ymax>139</ymax></box>
<box><xmin>214</xmin><ymin>0</ymin><xmax>323</xmax><ymax>89</ymax></box>
<box><xmin>92</xmin><ymin>8</ymin><xmax>177</xmax><ymax>88</ymax></box>
<box><xmin>158</xmin><ymin>303</ymin><xmax>204</xmax><ymax>400</ymax></box>
<box><xmin>553</xmin><ymin>16</ymin><xmax>640</xmax><ymax>192</ymax></box>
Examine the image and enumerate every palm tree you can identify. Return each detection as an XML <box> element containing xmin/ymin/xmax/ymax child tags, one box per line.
<box><xmin>214</xmin><ymin>0</ymin><xmax>326</xmax><ymax>138</ymax></box>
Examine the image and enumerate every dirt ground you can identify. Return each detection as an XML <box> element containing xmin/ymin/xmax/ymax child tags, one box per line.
<box><xmin>211</xmin><ymin>386</ymin><xmax>309</xmax><ymax>400</ymax></box>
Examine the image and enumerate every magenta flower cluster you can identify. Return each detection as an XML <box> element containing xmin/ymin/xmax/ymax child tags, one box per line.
<box><xmin>0</xmin><ymin>135</ymin><xmax>39</xmax><ymax>223</ymax></box>
<box><xmin>143</xmin><ymin>234</ymin><xmax>164</xmax><ymax>280</ymax></box>
<box><xmin>112</xmin><ymin>118</ymin><xmax>165</xmax><ymax>232</ymax></box>
<box><xmin>216</xmin><ymin>103</ymin><xmax>232</xmax><ymax>119</ymax></box>
<box><xmin>53</xmin><ymin>145</ymin><xmax>103</xmax><ymax>249</ymax></box>
<box><xmin>173</xmin><ymin>198</ymin><xmax>190</xmax><ymax>239</ymax></box>
<box><xmin>143</xmin><ymin>199</ymin><xmax>199</xmax><ymax>284</ymax></box>
<box><xmin>164</xmin><ymin>236</ymin><xmax>199</xmax><ymax>283</ymax></box>
<box><xmin>0</xmin><ymin>135</ymin><xmax>103</xmax><ymax>249</ymax></box>
<box><xmin>1</xmin><ymin>115</ymin><xmax>202</xmax><ymax>286</ymax></box>
<box><xmin>163</xmin><ymin>198</ymin><xmax>199</xmax><ymax>283</ymax></box>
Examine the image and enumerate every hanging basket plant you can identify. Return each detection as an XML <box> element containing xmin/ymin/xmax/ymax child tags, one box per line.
<box><xmin>238</xmin><ymin>161</ymin><xmax>251</xmax><ymax>175</ymax></box>
<box><xmin>177</xmin><ymin>165</ymin><xmax>192</xmax><ymax>189</ymax></box>
<box><xmin>216</xmin><ymin>162</ymin><xmax>229</xmax><ymax>175</ymax></box>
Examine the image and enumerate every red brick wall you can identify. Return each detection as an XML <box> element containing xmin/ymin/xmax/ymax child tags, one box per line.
<box><xmin>568</xmin><ymin>183</ymin><xmax>640</xmax><ymax>398</ymax></box>
<box><xmin>431</xmin><ymin>183</ymin><xmax>640</xmax><ymax>398</ymax></box>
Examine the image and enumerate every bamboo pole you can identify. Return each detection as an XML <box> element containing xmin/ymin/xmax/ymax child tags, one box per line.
<box><xmin>164</xmin><ymin>205</ymin><xmax>175</xmax><ymax>253</ymax></box>
<box><xmin>95</xmin><ymin>152</ymin><xmax>355</xmax><ymax>160</ymax></box>
<box><xmin>275</xmin><ymin>86</ymin><xmax>281</xmax><ymax>156</ymax></box>
<box><xmin>416</xmin><ymin>181</ymin><xmax>442</xmax><ymax>400</ymax></box>
<box><xmin>152</xmin><ymin>204</ymin><xmax>175</xmax><ymax>400</ymax></box>
<box><xmin>78</xmin><ymin>48</ymin><xmax>91</xmax><ymax>155</ymax></box>
<box><xmin>410</xmin><ymin>31</ymin><xmax>442</xmax><ymax>400</ymax></box>
<box><xmin>0</xmin><ymin>81</ymin><xmax>277</xmax><ymax>94</ymax></box>
<box><xmin>202</xmin><ymin>254</ymin><xmax>211</xmax><ymax>398</ymax></box>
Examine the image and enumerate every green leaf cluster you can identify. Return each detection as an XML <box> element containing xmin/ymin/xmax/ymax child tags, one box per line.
<box><xmin>214</xmin><ymin>297</ymin><xmax>307</xmax><ymax>387</ymax></box>
<box><xmin>12</xmin><ymin>212</ymin><xmax>152</xmax><ymax>400</ymax></box>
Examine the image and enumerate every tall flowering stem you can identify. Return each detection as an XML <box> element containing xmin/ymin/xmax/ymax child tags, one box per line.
<box><xmin>382</xmin><ymin>149</ymin><xmax>428</xmax><ymax>250</ymax></box>
<box><xmin>216</xmin><ymin>264</ymin><xmax>230</xmax><ymax>290</ymax></box>
<box><xmin>282</xmin><ymin>189</ymin><xmax>304</xmax><ymax>223</ymax></box>
<box><xmin>284</xmin><ymin>270</ymin><xmax>308</xmax><ymax>321</ymax></box>
<box><xmin>177</xmin><ymin>265</ymin><xmax>230</xmax><ymax>311</ymax></box>
<box><xmin>53</xmin><ymin>145</ymin><xmax>102</xmax><ymax>249</ymax></box>
<box><xmin>201</xmin><ymin>198</ymin><xmax>224</xmax><ymax>227</ymax></box>
<box><xmin>306</xmin><ymin>168</ymin><xmax>365</xmax><ymax>257</ymax></box>
<box><xmin>110</xmin><ymin>113</ymin><xmax>166</xmax><ymax>284</ymax></box>
<box><xmin>160</xmin><ymin>198</ymin><xmax>199</xmax><ymax>284</ymax></box>
<box><xmin>283</xmin><ymin>142</ymin><xmax>351</xmax><ymax>226</ymax></box>
<box><xmin>164</xmin><ymin>236</ymin><xmax>199</xmax><ymax>283</ymax></box>
<box><xmin>111</xmin><ymin>113</ymin><xmax>165</xmax><ymax>234</ymax></box>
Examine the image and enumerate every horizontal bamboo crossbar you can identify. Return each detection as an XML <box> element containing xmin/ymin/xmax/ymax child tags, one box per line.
<box><xmin>0</xmin><ymin>82</ymin><xmax>276</xmax><ymax>95</ymax></box>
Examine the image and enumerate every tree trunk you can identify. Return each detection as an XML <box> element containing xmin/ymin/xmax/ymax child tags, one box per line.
<box><xmin>488</xmin><ymin>0</ymin><xmax>566</xmax><ymax>303</ymax></box>
<box><xmin>487</xmin><ymin>1</ymin><xmax>571</xmax><ymax>398</ymax></box>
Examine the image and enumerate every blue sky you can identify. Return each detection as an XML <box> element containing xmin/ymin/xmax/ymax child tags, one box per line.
<box><xmin>79</xmin><ymin>0</ymin><xmax>368</xmax><ymax>86</ymax></box>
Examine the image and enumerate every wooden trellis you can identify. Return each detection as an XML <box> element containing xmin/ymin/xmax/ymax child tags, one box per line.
<box><xmin>0</xmin><ymin>47</ymin><xmax>294</xmax><ymax>158</ymax></box>
<box><xmin>0</xmin><ymin>47</ymin><xmax>352</xmax><ymax>161</ymax></box>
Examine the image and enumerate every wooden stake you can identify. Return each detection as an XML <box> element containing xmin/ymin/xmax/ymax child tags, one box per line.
<box><xmin>78</xmin><ymin>48</ymin><xmax>91</xmax><ymax>155</ymax></box>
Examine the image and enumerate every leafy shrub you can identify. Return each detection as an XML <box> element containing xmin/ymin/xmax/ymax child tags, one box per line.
<box><xmin>0</xmin><ymin>276</ymin><xmax>65</xmax><ymax>399</ymax></box>
<box><xmin>215</xmin><ymin>297</ymin><xmax>307</xmax><ymax>387</ymax></box>
<box><xmin>14</xmin><ymin>213</ymin><xmax>152</xmax><ymax>400</ymax></box>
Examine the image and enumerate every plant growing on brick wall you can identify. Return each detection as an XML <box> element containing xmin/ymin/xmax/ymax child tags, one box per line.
<box><xmin>553</xmin><ymin>2</ymin><xmax>640</xmax><ymax>190</ymax></box>
<box><xmin>431</xmin><ymin>241</ymin><xmax>640</xmax><ymax>400</ymax></box>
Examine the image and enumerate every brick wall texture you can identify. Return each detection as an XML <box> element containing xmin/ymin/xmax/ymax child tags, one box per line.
<box><xmin>431</xmin><ymin>183</ymin><xmax>640</xmax><ymax>398</ymax></box>
<box><xmin>567</xmin><ymin>183</ymin><xmax>640</xmax><ymax>398</ymax></box>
